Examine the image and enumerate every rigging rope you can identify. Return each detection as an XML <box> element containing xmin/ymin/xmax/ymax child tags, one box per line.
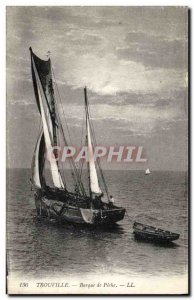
<box><xmin>125</xmin><ymin>210</ymin><xmax>135</xmax><ymax>223</ymax></box>
<box><xmin>77</xmin><ymin>109</ymin><xmax>85</xmax><ymax>181</ymax></box>
<box><xmin>51</xmin><ymin>68</ymin><xmax>87</xmax><ymax>197</ymax></box>
<box><xmin>57</xmin><ymin>124</ymin><xmax>66</xmax><ymax>187</ymax></box>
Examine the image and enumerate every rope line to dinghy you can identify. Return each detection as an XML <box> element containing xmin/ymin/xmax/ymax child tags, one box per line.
<box><xmin>124</xmin><ymin>210</ymin><xmax>135</xmax><ymax>223</ymax></box>
<box><xmin>124</xmin><ymin>211</ymin><xmax>166</xmax><ymax>227</ymax></box>
<box><xmin>124</xmin><ymin>210</ymin><xmax>151</xmax><ymax>224</ymax></box>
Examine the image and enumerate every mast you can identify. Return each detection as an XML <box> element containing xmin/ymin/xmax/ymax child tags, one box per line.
<box><xmin>84</xmin><ymin>88</ymin><xmax>110</xmax><ymax>201</ymax></box>
<box><xmin>84</xmin><ymin>87</ymin><xmax>102</xmax><ymax>198</ymax></box>
<box><xmin>84</xmin><ymin>87</ymin><xmax>91</xmax><ymax>198</ymax></box>
<box><xmin>48</xmin><ymin>61</ymin><xmax>57</xmax><ymax>147</ymax></box>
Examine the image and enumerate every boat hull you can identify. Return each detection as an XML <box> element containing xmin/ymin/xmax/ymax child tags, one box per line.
<box><xmin>35</xmin><ymin>197</ymin><xmax>125</xmax><ymax>226</ymax></box>
<box><xmin>133</xmin><ymin>222</ymin><xmax>180</xmax><ymax>243</ymax></box>
<box><xmin>133</xmin><ymin>229</ymin><xmax>179</xmax><ymax>243</ymax></box>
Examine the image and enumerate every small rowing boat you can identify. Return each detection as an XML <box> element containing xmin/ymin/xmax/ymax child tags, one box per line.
<box><xmin>133</xmin><ymin>221</ymin><xmax>180</xmax><ymax>243</ymax></box>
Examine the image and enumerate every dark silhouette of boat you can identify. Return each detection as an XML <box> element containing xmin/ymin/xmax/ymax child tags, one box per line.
<box><xmin>133</xmin><ymin>221</ymin><xmax>180</xmax><ymax>243</ymax></box>
<box><xmin>29</xmin><ymin>47</ymin><xmax>125</xmax><ymax>226</ymax></box>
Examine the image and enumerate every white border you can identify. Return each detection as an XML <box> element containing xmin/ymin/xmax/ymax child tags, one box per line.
<box><xmin>2</xmin><ymin>0</ymin><xmax>193</xmax><ymax>5</ymax></box>
<box><xmin>1</xmin><ymin>1</ymin><xmax>191</xmax><ymax>299</ymax></box>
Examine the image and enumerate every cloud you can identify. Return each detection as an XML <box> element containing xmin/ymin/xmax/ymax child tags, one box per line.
<box><xmin>6</xmin><ymin>7</ymin><xmax>188</xmax><ymax>170</ymax></box>
<box><xmin>6</xmin><ymin>7</ymin><xmax>188</xmax><ymax>97</ymax></box>
<box><xmin>59</xmin><ymin>99</ymin><xmax>186</xmax><ymax>137</ymax></box>
<box><xmin>56</xmin><ymin>53</ymin><xmax>187</xmax><ymax>95</ymax></box>
<box><xmin>117</xmin><ymin>31</ymin><xmax>188</xmax><ymax>69</ymax></box>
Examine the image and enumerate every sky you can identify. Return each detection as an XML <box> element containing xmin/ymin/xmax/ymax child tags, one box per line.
<box><xmin>6</xmin><ymin>6</ymin><xmax>188</xmax><ymax>170</ymax></box>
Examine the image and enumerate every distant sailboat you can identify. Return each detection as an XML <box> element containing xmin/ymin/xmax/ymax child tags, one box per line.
<box><xmin>145</xmin><ymin>168</ymin><xmax>151</xmax><ymax>175</ymax></box>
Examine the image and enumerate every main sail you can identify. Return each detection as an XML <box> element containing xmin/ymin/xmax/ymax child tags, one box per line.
<box><xmin>30</xmin><ymin>48</ymin><xmax>64</xmax><ymax>189</ymax></box>
<box><xmin>31</xmin><ymin>128</ymin><xmax>45</xmax><ymax>188</ymax></box>
<box><xmin>85</xmin><ymin>88</ymin><xmax>102</xmax><ymax>196</ymax></box>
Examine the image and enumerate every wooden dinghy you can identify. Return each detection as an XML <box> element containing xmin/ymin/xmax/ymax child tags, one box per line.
<box><xmin>133</xmin><ymin>221</ymin><xmax>180</xmax><ymax>243</ymax></box>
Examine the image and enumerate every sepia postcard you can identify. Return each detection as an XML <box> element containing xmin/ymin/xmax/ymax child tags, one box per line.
<box><xmin>6</xmin><ymin>6</ymin><xmax>189</xmax><ymax>295</ymax></box>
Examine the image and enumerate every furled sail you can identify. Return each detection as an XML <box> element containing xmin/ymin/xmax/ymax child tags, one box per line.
<box><xmin>30</xmin><ymin>48</ymin><xmax>54</xmax><ymax>140</ymax></box>
<box><xmin>31</xmin><ymin>128</ymin><xmax>45</xmax><ymax>188</ymax></box>
<box><xmin>86</xmin><ymin>103</ymin><xmax>102</xmax><ymax>195</ymax></box>
<box><xmin>30</xmin><ymin>48</ymin><xmax>64</xmax><ymax>189</ymax></box>
<box><xmin>30</xmin><ymin>48</ymin><xmax>51</xmax><ymax>114</ymax></box>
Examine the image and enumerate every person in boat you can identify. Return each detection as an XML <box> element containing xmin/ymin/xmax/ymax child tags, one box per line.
<box><xmin>109</xmin><ymin>195</ymin><xmax>115</xmax><ymax>207</ymax></box>
<box><xmin>93</xmin><ymin>194</ymin><xmax>103</xmax><ymax>209</ymax></box>
<box><xmin>98</xmin><ymin>193</ymin><xmax>110</xmax><ymax>210</ymax></box>
<box><xmin>74</xmin><ymin>184</ymin><xmax>79</xmax><ymax>195</ymax></box>
<box><xmin>34</xmin><ymin>188</ymin><xmax>43</xmax><ymax>199</ymax></box>
<box><xmin>29</xmin><ymin>178</ymin><xmax>33</xmax><ymax>191</ymax></box>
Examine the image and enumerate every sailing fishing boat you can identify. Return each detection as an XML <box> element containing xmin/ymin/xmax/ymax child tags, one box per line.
<box><xmin>29</xmin><ymin>47</ymin><xmax>125</xmax><ymax>225</ymax></box>
<box><xmin>145</xmin><ymin>168</ymin><xmax>151</xmax><ymax>175</ymax></box>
